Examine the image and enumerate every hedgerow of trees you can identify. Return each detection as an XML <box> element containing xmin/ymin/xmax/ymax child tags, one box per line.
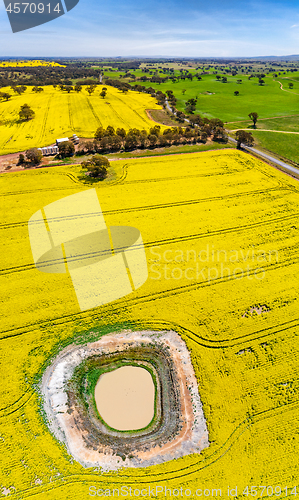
<box><xmin>78</xmin><ymin>118</ymin><xmax>227</xmax><ymax>155</ymax></box>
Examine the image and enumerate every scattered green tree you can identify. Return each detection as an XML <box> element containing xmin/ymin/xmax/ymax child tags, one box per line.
<box><xmin>86</xmin><ymin>84</ymin><xmax>97</xmax><ymax>95</ymax></box>
<box><xmin>248</xmin><ymin>112</ymin><xmax>259</xmax><ymax>128</ymax></box>
<box><xmin>236</xmin><ymin>130</ymin><xmax>254</xmax><ymax>149</ymax></box>
<box><xmin>0</xmin><ymin>92</ymin><xmax>11</xmax><ymax>101</ymax></box>
<box><xmin>25</xmin><ymin>148</ymin><xmax>42</xmax><ymax>164</ymax></box>
<box><xmin>149</xmin><ymin>125</ymin><xmax>161</xmax><ymax>137</ymax></box>
<box><xmin>289</xmin><ymin>82</ymin><xmax>294</xmax><ymax>89</ymax></box>
<box><xmin>148</xmin><ymin>134</ymin><xmax>158</xmax><ymax>147</ymax></box>
<box><xmin>13</xmin><ymin>85</ymin><xmax>27</xmax><ymax>95</ymax></box>
<box><xmin>95</xmin><ymin>126</ymin><xmax>105</xmax><ymax>140</ymax></box>
<box><xmin>105</xmin><ymin>125</ymin><xmax>115</xmax><ymax>136</ymax></box>
<box><xmin>58</xmin><ymin>140</ymin><xmax>75</xmax><ymax>158</ymax></box>
<box><xmin>176</xmin><ymin>111</ymin><xmax>186</xmax><ymax>123</ymax></box>
<box><xmin>213</xmin><ymin>127</ymin><xmax>228</xmax><ymax>143</ymax></box>
<box><xmin>116</xmin><ymin>127</ymin><xmax>126</xmax><ymax>138</ymax></box>
<box><xmin>32</xmin><ymin>86</ymin><xmax>44</xmax><ymax>93</ymax></box>
<box><xmin>17</xmin><ymin>153</ymin><xmax>25</xmax><ymax>165</ymax></box>
<box><xmin>19</xmin><ymin>103</ymin><xmax>35</xmax><ymax>121</ymax></box>
<box><xmin>234</xmin><ymin>91</ymin><xmax>240</xmax><ymax>96</ymax></box>
<box><xmin>81</xmin><ymin>154</ymin><xmax>109</xmax><ymax>179</ymax></box>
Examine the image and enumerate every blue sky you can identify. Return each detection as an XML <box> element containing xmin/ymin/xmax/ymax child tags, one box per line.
<box><xmin>0</xmin><ymin>0</ymin><xmax>299</xmax><ymax>57</ymax></box>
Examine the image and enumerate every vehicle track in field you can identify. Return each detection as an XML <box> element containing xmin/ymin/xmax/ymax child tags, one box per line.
<box><xmin>104</xmin><ymin>98</ymin><xmax>127</xmax><ymax>125</ymax></box>
<box><xmin>85</xmin><ymin>95</ymin><xmax>103</xmax><ymax>127</ymax></box>
<box><xmin>0</xmin><ymin>164</ymin><xmax>269</xmax><ymax>195</ymax></box>
<box><xmin>0</xmin><ymin>253</ymin><xmax>298</xmax><ymax>347</ymax></box>
<box><xmin>0</xmin><ymin>184</ymin><xmax>83</xmax><ymax>197</ymax></box>
<box><xmin>0</xmin><ymin>390</ymin><xmax>34</xmax><ymax>418</ymax></box>
<box><xmin>0</xmin><ymin>185</ymin><xmax>287</xmax><ymax>230</ymax></box>
<box><xmin>226</xmin><ymin>113</ymin><xmax>299</xmax><ymax>125</ymax></box>
<box><xmin>234</xmin><ymin>128</ymin><xmax>299</xmax><ymax>134</ymax></box>
<box><xmin>112</xmin><ymin>92</ymin><xmax>149</xmax><ymax>127</ymax></box>
<box><xmin>7</xmin><ymin>399</ymin><xmax>299</xmax><ymax>497</ymax></box>
<box><xmin>38</xmin><ymin>94</ymin><xmax>52</xmax><ymax>145</ymax></box>
<box><xmin>0</xmin><ymin>207</ymin><xmax>298</xmax><ymax>278</ymax></box>
<box><xmin>68</xmin><ymin>94</ymin><xmax>75</xmax><ymax>131</ymax></box>
<box><xmin>277</xmin><ymin>80</ymin><xmax>299</xmax><ymax>96</ymax></box>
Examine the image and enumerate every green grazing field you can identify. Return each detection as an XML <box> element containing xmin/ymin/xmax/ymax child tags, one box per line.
<box><xmin>138</xmin><ymin>74</ymin><xmax>299</xmax><ymax>122</ymax></box>
<box><xmin>227</xmin><ymin>115</ymin><xmax>299</xmax><ymax>132</ymax></box>
<box><xmin>250</xmin><ymin>131</ymin><xmax>299</xmax><ymax>164</ymax></box>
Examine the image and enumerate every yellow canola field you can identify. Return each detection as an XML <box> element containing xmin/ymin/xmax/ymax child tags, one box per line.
<box><xmin>0</xmin><ymin>60</ymin><xmax>65</xmax><ymax>67</ymax></box>
<box><xmin>1</xmin><ymin>149</ymin><xmax>299</xmax><ymax>498</ymax></box>
<box><xmin>0</xmin><ymin>85</ymin><xmax>164</xmax><ymax>154</ymax></box>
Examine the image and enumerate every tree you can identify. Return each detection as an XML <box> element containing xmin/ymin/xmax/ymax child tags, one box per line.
<box><xmin>188</xmin><ymin>114</ymin><xmax>202</xmax><ymax>127</ymax></box>
<box><xmin>149</xmin><ymin>125</ymin><xmax>161</xmax><ymax>137</ymax></box>
<box><xmin>221</xmin><ymin>76</ymin><xmax>228</xmax><ymax>83</ymax></box>
<box><xmin>116</xmin><ymin>128</ymin><xmax>126</xmax><ymax>138</ymax></box>
<box><xmin>75</xmin><ymin>84</ymin><xmax>82</xmax><ymax>92</ymax></box>
<box><xmin>237</xmin><ymin>79</ymin><xmax>242</xmax><ymax>84</ymax></box>
<box><xmin>182</xmin><ymin>89</ymin><xmax>186</xmax><ymax>94</ymax></box>
<box><xmin>32</xmin><ymin>86</ymin><xmax>44</xmax><ymax>93</ymax></box>
<box><xmin>13</xmin><ymin>85</ymin><xmax>27</xmax><ymax>95</ymax></box>
<box><xmin>185</xmin><ymin>98</ymin><xmax>196</xmax><ymax>114</ymax></box>
<box><xmin>81</xmin><ymin>154</ymin><xmax>109</xmax><ymax>179</ymax></box>
<box><xmin>236</xmin><ymin>130</ymin><xmax>254</xmax><ymax>149</ymax></box>
<box><xmin>176</xmin><ymin>111</ymin><xmax>186</xmax><ymax>123</ymax></box>
<box><xmin>248</xmin><ymin>112</ymin><xmax>258</xmax><ymax>128</ymax></box>
<box><xmin>124</xmin><ymin>135</ymin><xmax>138</xmax><ymax>150</ymax></box>
<box><xmin>105</xmin><ymin>125</ymin><xmax>115</xmax><ymax>136</ymax></box>
<box><xmin>258</xmin><ymin>78</ymin><xmax>265</xmax><ymax>86</ymax></box>
<box><xmin>95</xmin><ymin>126</ymin><xmax>105</xmax><ymax>140</ymax></box>
<box><xmin>234</xmin><ymin>91</ymin><xmax>240</xmax><ymax>96</ymax></box>
<box><xmin>148</xmin><ymin>134</ymin><xmax>158</xmax><ymax>147</ymax></box>
<box><xmin>0</xmin><ymin>92</ymin><xmax>11</xmax><ymax>101</ymax></box>
<box><xmin>58</xmin><ymin>140</ymin><xmax>75</xmax><ymax>158</ymax></box>
<box><xmin>25</xmin><ymin>148</ymin><xmax>42</xmax><ymax>165</ymax></box>
<box><xmin>19</xmin><ymin>104</ymin><xmax>35</xmax><ymax>121</ymax></box>
<box><xmin>17</xmin><ymin>153</ymin><xmax>25</xmax><ymax>165</ymax></box>
<box><xmin>86</xmin><ymin>84</ymin><xmax>96</xmax><ymax>95</ymax></box>
<box><xmin>100</xmin><ymin>87</ymin><xmax>107</xmax><ymax>99</ymax></box>
<box><xmin>289</xmin><ymin>82</ymin><xmax>294</xmax><ymax>89</ymax></box>
<box><xmin>216</xmin><ymin>75</ymin><xmax>221</xmax><ymax>80</ymax></box>
<box><xmin>213</xmin><ymin>127</ymin><xmax>228</xmax><ymax>143</ymax></box>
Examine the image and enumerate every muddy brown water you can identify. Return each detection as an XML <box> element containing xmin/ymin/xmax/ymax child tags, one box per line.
<box><xmin>94</xmin><ymin>366</ymin><xmax>155</xmax><ymax>431</ymax></box>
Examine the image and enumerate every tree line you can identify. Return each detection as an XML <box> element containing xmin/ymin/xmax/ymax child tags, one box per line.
<box><xmin>0</xmin><ymin>65</ymin><xmax>102</xmax><ymax>87</ymax></box>
<box><xmin>78</xmin><ymin>120</ymin><xmax>227</xmax><ymax>155</ymax></box>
